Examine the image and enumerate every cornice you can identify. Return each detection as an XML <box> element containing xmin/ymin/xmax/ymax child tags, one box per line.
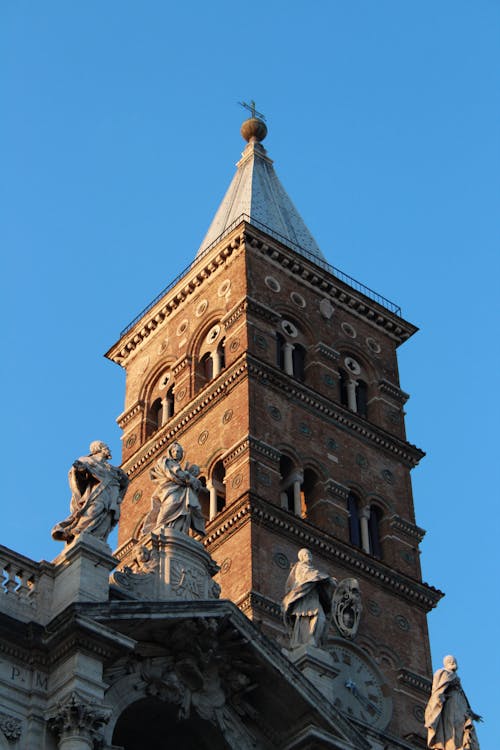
<box><xmin>116</xmin><ymin>400</ymin><xmax>144</xmax><ymax>429</ymax></box>
<box><xmin>222</xmin><ymin>435</ymin><xmax>282</xmax><ymax>470</ymax></box>
<box><xmin>378</xmin><ymin>379</ymin><xmax>410</xmax><ymax>405</ymax></box>
<box><xmin>105</xmin><ymin>229</ymin><xmax>245</xmax><ymax>366</ymax></box>
<box><xmin>204</xmin><ymin>496</ymin><xmax>443</xmax><ymax>612</ymax></box>
<box><xmin>390</xmin><ymin>515</ymin><xmax>426</xmax><ymax>543</ymax></box>
<box><xmin>397</xmin><ymin>668</ymin><xmax>431</xmax><ymax>696</ymax></box>
<box><xmin>315</xmin><ymin>343</ymin><xmax>341</xmax><ymax>363</ymax></box>
<box><xmin>326</xmin><ymin>479</ymin><xmax>350</xmax><ymax>501</ymax></box>
<box><xmin>242</xmin><ymin>225</ymin><xmax>417</xmax><ymax>345</ymax></box>
<box><xmin>236</xmin><ymin>590</ymin><xmax>281</xmax><ymax>620</ymax></box>
<box><xmin>246</xmin><ymin>295</ymin><xmax>282</xmax><ymax>325</ymax></box>
<box><xmin>246</xmin><ymin>354</ymin><xmax>425</xmax><ymax>468</ymax></box>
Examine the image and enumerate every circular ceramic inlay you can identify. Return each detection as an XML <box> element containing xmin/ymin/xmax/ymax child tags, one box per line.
<box><xmin>344</xmin><ymin>356</ymin><xmax>361</xmax><ymax>375</ymax></box>
<box><xmin>218</xmin><ymin>279</ymin><xmax>231</xmax><ymax>297</ymax></box>
<box><xmin>254</xmin><ymin>333</ymin><xmax>267</xmax><ymax>350</ymax></box>
<box><xmin>268</xmin><ymin>405</ymin><xmax>281</xmax><ymax>421</ymax></box>
<box><xmin>198</xmin><ymin>430</ymin><xmax>209</xmax><ymax>445</ymax></box>
<box><xmin>206</xmin><ymin>324</ymin><xmax>221</xmax><ymax>344</ymax></box>
<box><xmin>290</xmin><ymin>291</ymin><xmax>306</xmax><ymax>308</ymax></box>
<box><xmin>126</xmin><ymin>435</ymin><xmax>137</xmax><ymax>449</ymax></box>
<box><xmin>132</xmin><ymin>490</ymin><xmax>142</xmax><ymax>504</ymax></box>
<box><xmin>231</xmin><ymin>473</ymin><xmax>242</xmax><ymax>489</ymax></box>
<box><xmin>341</xmin><ymin>322</ymin><xmax>357</xmax><ymax>339</ymax></box>
<box><xmin>395</xmin><ymin>615</ymin><xmax>410</xmax><ymax>631</ymax></box>
<box><xmin>327</xmin><ymin>438</ymin><xmax>338</xmax><ymax>451</ymax></box>
<box><xmin>265</xmin><ymin>276</ymin><xmax>281</xmax><ymax>293</ymax></box>
<box><xmin>196</xmin><ymin>299</ymin><xmax>208</xmax><ymax>317</ymax></box>
<box><xmin>281</xmin><ymin>319</ymin><xmax>298</xmax><ymax>338</ymax></box>
<box><xmin>176</xmin><ymin>387</ymin><xmax>187</xmax><ymax>401</ymax></box>
<box><xmin>367</xmin><ymin>599</ymin><xmax>381</xmax><ymax>616</ymax></box>
<box><xmin>299</xmin><ymin>423</ymin><xmax>311</xmax><ymax>436</ymax></box>
<box><xmin>229</xmin><ymin>338</ymin><xmax>240</xmax><ymax>352</ymax></box>
<box><xmin>220</xmin><ymin>558</ymin><xmax>232</xmax><ymax>575</ymax></box>
<box><xmin>356</xmin><ymin>453</ymin><xmax>368</xmax><ymax>468</ymax></box>
<box><xmin>273</xmin><ymin>552</ymin><xmax>290</xmax><ymax>569</ymax></box>
<box><xmin>381</xmin><ymin>469</ymin><xmax>394</xmax><ymax>484</ymax></box>
<box><xmin>176</xmin><ymin>319</ymin><xmax>189</xmax><ymax>336</ymax></box>
<box><xmin>366</xmin><ymin>337</ymin><xmax>381</xmax><ymax>353</ymax></box>
<box><xmin>257</xmin><ymin>471</ymin><xmax>271</xmax><ymax>487</ymax></box>
<box><xmin>222</xmin><ymin>409</ymin><xmax>233</xmax><ymax>424</ymax></box>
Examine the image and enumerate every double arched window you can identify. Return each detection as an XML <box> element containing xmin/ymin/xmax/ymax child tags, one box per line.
<box><xmin>145</xmin><ymin>374</ymin><xmax>175</xmax><ymax>438</ymax></box>
<box><xmin>347</xmin><ymin>491</ymin><xmax>383</xmax><ymax>558</ymax></box>
<box><xmin>279</xmin><ymin>455</ymin><xmax>318</xmax><ymax>517</ymax></box>
<box><xmin>339</xmin><ymin>356</ymin><xmax>369</xmax><ymax>419</ymax></box>
<box><xmin>196</xmin><ymin>323</ymin><xmax>226</xmax><ymax>392</ymax></box>
<box><xmin>276</xmin><ymin>319</ymin><xmax>306</xmax><ymax>381</ymax></box>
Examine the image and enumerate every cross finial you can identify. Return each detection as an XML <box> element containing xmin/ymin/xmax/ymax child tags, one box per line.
<box><xmin>239</xmin><ymin>99</ymin><xmax>266</xmax><ymax>121</ymax></box>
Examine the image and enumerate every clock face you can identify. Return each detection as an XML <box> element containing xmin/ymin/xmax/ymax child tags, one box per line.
<box><xmin>328</xmin><ymin>642</ymin><xmax>392</xmax><ymax>729</ymax></box>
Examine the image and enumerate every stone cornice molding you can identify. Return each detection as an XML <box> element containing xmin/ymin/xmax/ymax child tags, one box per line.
<box><xmin>221</xmin><ymin>297</ymin><xmax>249</xmax><ymax>331</ymax></box>
<box><xmin>246</xmin><ymin>355</ymin><xmax>425</xmax><ymax>468</ymax></box>
<box><xmin>172</xmin><ymin>354</ymin><xmax>192</xmax><ymax>377</ymax></box>
<box><xmin>204</xmin><ymin>496</ymin><xmax>443</xmax><ymax>611</ymax></box>
<box><xmin>326</xmin><ymin>479</ymin><xmax>350</xmax><ymax>501</ymax></box>
<box><xmin>222</xmin><ymin>435</ymin><xmax>282</xmax><ymax>470</ymax></box>
<box><xmin>106</xmin><ymin>229</ymin><xmax>245</xmax><ymax>366</ymax></box>
<box><xmin>390</xmin><ymin>515</ymin><xmax>426</xmax><ymax>543</ymax></box>
<box><xmin>243</xmin><ymin>225</ymin><xmax>417</xmax><ymax>345</ymax></box>
<box><xmin>246</xmin><ymin>295</ymin><xmax>282</xmax><ymax>325</ymax></box>
<box><xmin>315</xmin><ymin>343</ymin><xmax>341</xmax><ymax>363</ymax></box>
<box><xmin>116</xmin><ymin>400</ymin><xmax>144</xmax><ymax>429</ymax></box>
<box><xmin>397</xmin><ymin>668</ymin><xmax>431</xmax><ymax>696</ymax></box>
<box><xmin>378</xmin><ymin>379</ymin><xmax>410</xmax><ymax>405</ymax></box>
<box><xmin>236</xmin><ymin>590</ymin><xmax>281</xmax><ymax>620</ymax></box>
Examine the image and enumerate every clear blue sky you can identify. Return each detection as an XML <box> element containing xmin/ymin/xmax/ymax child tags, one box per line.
<box><xmin>1</xmin><ymin>3</ymin><xmax>498</xmax><ymax>746</ymax></box>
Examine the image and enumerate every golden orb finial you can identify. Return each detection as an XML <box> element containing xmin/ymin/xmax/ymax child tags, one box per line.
<box><xmin>239</xmin><ymin>99</ymin><xmax>268</xmax><ymax>143</ymax></box>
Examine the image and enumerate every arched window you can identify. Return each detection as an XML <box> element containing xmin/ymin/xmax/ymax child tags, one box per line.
<box><xmin>348</xmin><ymin>492</ymin><xmax>362</xmax><ymax>548</ymax></box>
<box><xmin>276</xmin><ymin>323</ymin><xmax>306</xmax><ymax>380</ymax></box>
<box><xmin>196</xmin><ymin>324</ymin><xmax>226</xmax><ymax>392</ymax></box>
<box><xmin>357</xmin><ymin>380</ymin><xmax>368</xmax><ymax>419</ymax></box>
<box><xmin>338</xmin><ymin>357</ymin><xmax>369</xmax><ymax>418</ymax></box>
<box><xmin>300</xmin><ymin>468</ymin><xmax>318</xmax><ymax>517</ymax></box>
<box><xmin>279</xmin><ymin>455</ymin><xmax>304</xmax><ymax>516</ymax></box>
<box><xmin>147</xmin><ymin>397</ymin><xmax>163</xmax><ymax>437</ymax></box>
<box><xmin>208</xmin><ymin>460</ymin><xmax>226</xmax><ymax>520</ymax></box>
<box><xmin>368</xmin><ymin>504</ymin><xmax>382</xmax><ymax>558</ymax></box>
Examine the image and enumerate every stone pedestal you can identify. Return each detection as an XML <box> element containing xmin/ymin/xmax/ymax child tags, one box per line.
<box><xmin>284</xmin><ymin>644</ymin><xmax>338</xmax><ymax>702</ymax></box>
<box><xmin>51</xmin><ymin>534</ymin><xmax>117</xmax><ymax>617</ymax></box>
<box><xmin>112</xmin><ymin>528</ymin><xmax>220</xmax><ymax>601</ymax></box>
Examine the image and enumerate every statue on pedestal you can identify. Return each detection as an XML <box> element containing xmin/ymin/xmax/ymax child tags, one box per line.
<box><xmin>282</xmin><ymin>549</ymin><xmax>337</xmax><ymax>649</ymax></box>
<box><xmin>142</xmin><ymin>442</ymin><xmax>206</xmax><ymax>537</ymax></box>
<box><xmin>52</xmin><ymin>441</ymin><xmax>129</xmax><ymax>544</ymax></box>
<box><xmin>424</xmin><ymin>655</ymin><xmax>481</xmax><ymax>750</ymax></box>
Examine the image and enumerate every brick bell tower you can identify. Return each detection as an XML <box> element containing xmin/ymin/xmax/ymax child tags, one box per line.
<box><xmin>106</xmin><ymin>112</ymin><xmax>442</xmax><ymax>747</ymax></box>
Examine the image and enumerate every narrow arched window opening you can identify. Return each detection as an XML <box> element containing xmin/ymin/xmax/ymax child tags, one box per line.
<box><xmin>348</xmin><ymin>492</ymin><xmax>362</xmax><ymax>548</ymax></box>
<box><xmin>208</xmin><ymin>460</ymin><xmax>226</xmax><ymax>520</ymax></box>
<box><xmin>368</xmin><ymin>504</ymin><xmax>382</xmax><ymax>559</ymax></box>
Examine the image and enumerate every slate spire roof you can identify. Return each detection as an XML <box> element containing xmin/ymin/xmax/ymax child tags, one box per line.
<box><xmin>196</xmin><ymin>115</ymin><xmax>326</xmax><ymax>262</ymax></box>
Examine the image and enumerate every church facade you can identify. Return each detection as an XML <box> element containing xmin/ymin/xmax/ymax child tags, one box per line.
<box><xmin>0</xmin><ymin>114</ymin><xmax>442</xmax><ymax>749</ymax></box>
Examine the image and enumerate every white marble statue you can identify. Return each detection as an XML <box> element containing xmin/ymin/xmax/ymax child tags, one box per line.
<box><xmin>282</xmin><ymin>549</ymin><xmax>337</xmax><ymax>649</ymax></box>
<box><xmin>142</xmin><ymin>442</ymin><xmax>206</xmax><ymax>536</ymax></box>
<box><xmin>52</xmin><ymin>441</ymin><xmax>129</xmax><ymax>544</ymax></box>
<box><xmin>424</xmin><ymin>655</ymin><xmax>481</xmax><ymax>750</ymax></box>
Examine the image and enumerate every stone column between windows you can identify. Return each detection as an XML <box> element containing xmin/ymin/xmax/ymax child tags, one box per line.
<box><xmin>161</xmin><ymin>396</ymin><xmax>169</xmax><ymax>425</ymax></box>
<box><xmin>283</xmin><ymin>342</ymin><xmax>295</xmax><ymax>376</ymax></box>
<box><xmin>213</xmin><ymin>348</ymin><xmax>223</xmax><ymax>377</ymax></box>
<box><xmin>209</xmin><ymin>483</ymin><xmax>218</xmax><ymax>520</ymax></box>
<box><xmin>360</xmin><ymin>506</ymin><xmax>371</xmax><ymax>554</ymax></box>
<box><xmin>346</xmin><ymin>378</ymin><xmax>358</xmax><ymax>412</ymax></box>
<box><xmin>292</xmin><ymin>478</ymin><xmax>302</xmax><ymax>516</ymax></box>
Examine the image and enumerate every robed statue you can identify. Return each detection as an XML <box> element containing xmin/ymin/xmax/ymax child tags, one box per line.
<box><xmin>52</xmin><ymin>441</ymin><xmax>129</xmax><ymax>544</ymax></box>
<box><xmin>424</xmin><ymin>655</ymin><xmax>481</xmax><ymax>750</ymax></box>
<box><xmin>141</xmin><ymin>442</ymin><xmax>206</xmax><ymax>537</ymax></box>
<box><xmin>282</xmin><ymin>549</ymin><xmax>337</xmax><ymax>649</ymax></box>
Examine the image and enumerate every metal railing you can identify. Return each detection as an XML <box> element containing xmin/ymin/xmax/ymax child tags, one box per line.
<box><xmin>120</xmin><ymin>214</ymin><xmax>401</xmax><ymax>336</ymax></box>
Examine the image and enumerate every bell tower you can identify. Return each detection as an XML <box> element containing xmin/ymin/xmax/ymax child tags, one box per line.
<box><xmin>106</xmin><ymin>113</ymin><xmax>442</xmax><ymax>747</ymax></box>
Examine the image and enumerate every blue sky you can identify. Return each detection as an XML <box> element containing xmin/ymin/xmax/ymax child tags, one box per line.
<box><xmin>1</xmin><ymin>2</ymin><xmax>498</xmax><ymax>745</ymax></box>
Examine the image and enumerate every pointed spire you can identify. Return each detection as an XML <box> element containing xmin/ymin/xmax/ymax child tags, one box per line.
<box><xmin>196</xmin><ymin>112</ymin><xmax>326</xmax><ymax>262</ymax></box>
